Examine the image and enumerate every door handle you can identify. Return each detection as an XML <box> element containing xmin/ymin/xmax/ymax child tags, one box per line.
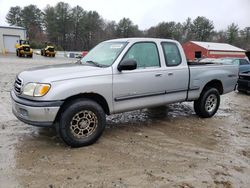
<box><xmin>155</xmin><ymin>73</ymin><xmax>162</xmax><ymax>77</ymax></box>
<box><xmin>168</xmin><ymin>72</ymin><xmax>173</xmax><ymax>76</ymax></box>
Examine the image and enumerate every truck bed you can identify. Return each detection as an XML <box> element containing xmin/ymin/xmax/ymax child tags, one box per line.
<box><xmin>187</xmin><ymin>63</ymin><xmax>238</xmax><ymax>100</ymax></box>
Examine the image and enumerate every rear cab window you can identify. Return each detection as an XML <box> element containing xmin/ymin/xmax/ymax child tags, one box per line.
<box><xmin>161</xmin><ymin>42</ymin><xmax>182</xmax><ymax>66</ymax></box>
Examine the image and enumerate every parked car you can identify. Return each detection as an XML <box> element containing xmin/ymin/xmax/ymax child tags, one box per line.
<box><xmin>237</xmin><ymin>71</ymin><xmax>250</xmax><ymax>94</ymax></box>
<box><xmin>75</xmin><ymin>51</ymin><xmax>88</xmax><ymax>58</ymax></box>
<box><xmin>209</xmin><ymin>57</ymin><xmax>250</xmax><ymax>73</ymax></box>
<box><xmin>11</xmin><ymin>38</ymin><xmax>238</xmax><ymax>147</ymax></box>
<box><xmin>82</xmin><ymin>51</ymin><xmax>88</xmax><ymax>57</ymax></box>
<box><xmin>228</xmin><ymin>58</ymin><xmax>250</xmax><ymax>73</ymax></box>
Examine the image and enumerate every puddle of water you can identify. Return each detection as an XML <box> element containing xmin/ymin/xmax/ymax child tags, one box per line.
<box><xmin>107</xmin><ymin>102</ymin><xmax>195</xmax><ymax>127</ymax></box>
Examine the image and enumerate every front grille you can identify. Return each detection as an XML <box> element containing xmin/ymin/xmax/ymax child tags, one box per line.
<box><xmin>23</xmin><ymin>47</ymin><xmax>30</xmax><ymax>51</ymax></box>
<box><xmin>14</xmin><ymin>77</ymin><xmax>23</xmax><ymax>94</ymax></box>
<box><xmin>48</xmin><ymin>48</ymin><xmax>54</xmax><ymax>52</ymax></box>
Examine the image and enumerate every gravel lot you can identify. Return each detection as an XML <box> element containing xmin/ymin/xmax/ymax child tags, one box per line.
<box><xmin>0</xmin><ymin>54</ymin><xmax>250</xmax><ymax>188</ymax></box>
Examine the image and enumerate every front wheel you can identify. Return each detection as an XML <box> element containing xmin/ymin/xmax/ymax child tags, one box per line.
<box><xmin>58</xmin><ymin>99</ymin><xmax>106</xmax><ymax>147</ymax></box>
<box><xmin>194</xmin><ymin>87</ymin><xmax>220</xmax><ymax>118</ymax></box>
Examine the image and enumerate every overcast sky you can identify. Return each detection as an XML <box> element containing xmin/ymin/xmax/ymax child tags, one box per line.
<box><xmin>0</xmin><ymin>0</ymin><xmax>249</xmax><ymax>30</ymax></box>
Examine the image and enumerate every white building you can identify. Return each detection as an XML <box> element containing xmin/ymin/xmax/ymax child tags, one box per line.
<box><xmin>0</xmin><ymin>26</ymin><xmax>26</xmax><ymax>54</ymax></box>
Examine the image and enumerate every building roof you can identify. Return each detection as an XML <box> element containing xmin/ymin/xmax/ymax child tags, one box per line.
<box><xmin>191</xmin><ymin>41</ymin><xmax>245</xmax><ymax>52</ymax></box>
<box><xmin>0</xmin><ymin>25</ymin><xmax>26</xmax><ymax>30</ymax></box>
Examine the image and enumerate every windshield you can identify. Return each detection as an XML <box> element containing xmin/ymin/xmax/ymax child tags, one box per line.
<box><xmin>81</xmin><ymin>42</ymin><xmax>127</xmax><ymax>67</ymax></box>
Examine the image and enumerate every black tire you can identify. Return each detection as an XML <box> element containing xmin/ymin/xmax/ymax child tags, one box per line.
<box><xmin>18</xmin><ymin>50</ymin><xmax>22</xmax><ymax>57</ymax></box>
<box><xmin>237</xmin><ymin>89</ymin><xmax>244</xmax><ymax>93</ymax></box>
<box><xmin>58</xmin><ymin>99</ymin><xmax>106</xmax><ymax>147</ymax></box>
<box><xmin>16</xmin><ymin>50</ymin><xmax>18</xmax><ymax>56</ymax></box>
<box><xmin>41</xmin><ymin>50</ymin><xmax>43</xmax><ymax>56</ymax></box>
<box><xmin>30</xmin><ymin>54</ymin><xmax>33</xmax><ymax>58</ymax></box>
<box><xmin>194</xmin><ymin>87</ymin><xmax>220</xmax><ymax>118</ymax></box>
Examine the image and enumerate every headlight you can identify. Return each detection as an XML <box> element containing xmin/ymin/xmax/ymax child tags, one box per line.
<box><xmin>22</xmin><ymin>83</ymin><xmax>36</xmax><ymax>96</ymax></box>
<box><xmin>22</xmin><ymin>83</ymin><xmax>50</xmax><ymax>97</ymax></box>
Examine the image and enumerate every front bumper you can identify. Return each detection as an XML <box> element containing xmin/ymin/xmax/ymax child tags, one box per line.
<box><xmin>11</xmin><ymin>91</ymin><xmax>63</xmax><ymax>127</ymax></box>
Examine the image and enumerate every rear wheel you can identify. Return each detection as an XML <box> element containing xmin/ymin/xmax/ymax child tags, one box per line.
<box><xmin>58</xmin><ymin>99</ymin><xmax>106</xmax><ymax>147</ymax></box>
<box><xmin>194</xmin><ymin>87</ymin><xmax>220</xmax><ymax>118</ymax></box>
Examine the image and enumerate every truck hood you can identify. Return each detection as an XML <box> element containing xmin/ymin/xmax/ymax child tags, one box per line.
<box><xmin>18</xmin><ymin>63</ymin><xmax>112</xmax><ymax>83</ymax></box>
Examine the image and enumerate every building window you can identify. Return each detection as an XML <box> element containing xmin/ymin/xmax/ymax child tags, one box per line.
<box><xmin>195</xmin><ymin>51</ymin><xmax>202</xmax><ymax>59</ymax></box>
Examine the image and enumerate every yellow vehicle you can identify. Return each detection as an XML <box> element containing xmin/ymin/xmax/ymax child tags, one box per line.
<box><xmin>15</xmin><ymin>40</ymin><xmax>33</xmax><ymax>58</ymax></box>
<box><xmin>41</xmin><ymin>43</ymin><xmax>56</xmax><ymax>57</ymax></box>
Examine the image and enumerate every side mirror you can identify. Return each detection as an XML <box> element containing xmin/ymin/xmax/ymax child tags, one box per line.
<box><xmin>118</xmin><ymin>59</ymin><xmax>137</xmax><ymax>72</ymax></box>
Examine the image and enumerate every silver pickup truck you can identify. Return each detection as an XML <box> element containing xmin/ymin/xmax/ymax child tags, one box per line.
<box><xmin>11</xmin><ymin>38</ymin><xmax>238</xmax><ymax>147</ymax></box>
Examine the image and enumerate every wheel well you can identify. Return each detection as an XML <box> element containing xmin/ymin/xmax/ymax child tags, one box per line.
<box><xmin>54</xmin><ymin>93</ymin><xmax>110</xmax><ymax>123</ymax></box>
<box><xmin>203</xmin><ymin>80</ymin><xmax>223</xmax><ymax>94</ymax></box>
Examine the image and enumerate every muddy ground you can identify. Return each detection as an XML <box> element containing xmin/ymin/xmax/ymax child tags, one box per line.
<box><xmin>0</xmin><ymin>54</ymin><xmax>249</xmax><ymax>188</ymax></box>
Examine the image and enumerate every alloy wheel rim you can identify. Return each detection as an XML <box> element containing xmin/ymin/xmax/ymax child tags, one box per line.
<box><xmin>70</xmin><ymin>110</ymin><xmax>98</xmax><ymax>138</ymax></box>
<box><xmin>205</xmin><ymin>94</ymin><xmax>217</xmax><ymax>113</ymax></box>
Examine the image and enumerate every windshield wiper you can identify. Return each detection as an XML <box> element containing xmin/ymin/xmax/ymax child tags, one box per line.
<box><xmin>85</xmin><ymin>60</ymin><xmax>106</xmax><ymax>67</ymax></box>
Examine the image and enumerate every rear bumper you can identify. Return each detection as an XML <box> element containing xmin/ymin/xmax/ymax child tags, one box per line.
<box><xmin>11</xmin><ymin>91</ymin><xmax>63</xmax><ymax>127</ymax></box>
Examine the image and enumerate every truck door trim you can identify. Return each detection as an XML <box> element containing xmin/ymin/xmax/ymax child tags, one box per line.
<box><xmin>114</xmin><ymin>87</ymin><xmax>198</xmax><ymax>102</ymax></box>
<box><xmin>114</xmin><ymin>90</ymin><xmax>166</xmax><ymax>101</ymax></box>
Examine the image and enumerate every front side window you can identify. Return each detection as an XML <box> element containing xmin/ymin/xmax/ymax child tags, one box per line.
<box><xmin>122</xmin><ymin>42</ymin><xmax>160</xmax><ymax>68</ymax></box>
<box><xmin>239</xmin><ymin>59</ymin><xmax>249</xmax><ymax>65</ymax></box>
<box><xmin>81</xmin><ymin>42</ymin><xmax>127</xmax><ymax>66</ymax></box>
<box><xmin>162</xmin><ymin>42</ymin><xmax>182</xmax><ymax>66</ymax></box>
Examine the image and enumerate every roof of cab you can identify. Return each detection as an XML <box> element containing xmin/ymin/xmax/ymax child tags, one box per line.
<box><xmin>104</xmin><ymin>38</ymin><xmax>178</xmax><ymax>43</ymax></box>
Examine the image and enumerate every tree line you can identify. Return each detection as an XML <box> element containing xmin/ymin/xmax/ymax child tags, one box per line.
<box><xmin>6</xmin><ymin>2</ymin><xmax>250</xmax><ymax>51</ymax></box>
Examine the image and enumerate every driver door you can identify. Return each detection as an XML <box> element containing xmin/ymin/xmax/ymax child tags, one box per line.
<box><xmin>113</xmin><ymin>42</ymin><xmax>165</xmax><ymax>113</ymax></box>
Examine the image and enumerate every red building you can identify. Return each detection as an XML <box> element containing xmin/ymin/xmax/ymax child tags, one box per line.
<box><xmin>182</xmin><ymin>41</ymin><xmax>246</xmax><ymax>61</ymax></box>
